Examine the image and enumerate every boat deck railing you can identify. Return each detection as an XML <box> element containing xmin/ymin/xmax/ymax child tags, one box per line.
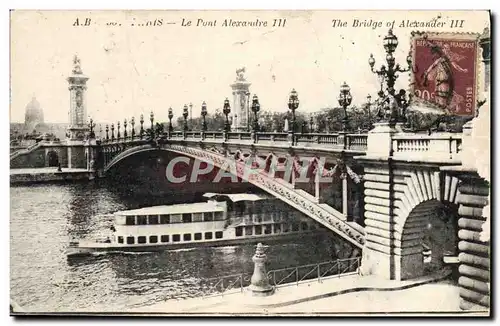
<box><xmin>194</xmin><ymin>257</ymin><xmax>361</xmax><ymax>299</ymax></box>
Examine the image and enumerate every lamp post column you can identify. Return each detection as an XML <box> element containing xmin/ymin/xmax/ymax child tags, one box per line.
<box><xmin>183</xmin><ymin>104</ymin><xmax>189</xmax><ymax>139</ymax></box>
<box><xmin>201</xmin><ymin>101</ymin><xmax>207</xmax><ymax>140</ymax></box>
<box><xmin>223</xmin><ymin>98</ymin><xmax>231</xmax><ymax>141</ymax></box>
<box><xmin>167</xmin><ymin>107</ymin><xmax>174</xmax><ymax>138</ymax></box>
<box><xmin>337</xmin><ymin>81</ymin><xmax>352</xmax><ymax>150</ymax></box>
<box><xmin>251</xmin><ymin>95</ymin><xmax>260</xmax><ymax>143</ymax></box>
<box><xmin>131</xmin><ymin>117</ymin><xmax>135</xmax><ymax>140</ymax></box>
<box><xmin>288</xmin><ymin>89</ymin><xmax>299</xmax><ymax>146</ymax></box>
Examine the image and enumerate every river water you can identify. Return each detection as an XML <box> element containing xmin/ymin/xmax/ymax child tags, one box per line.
<box><xmin>10</xmin><ymin>181</ymin><xmax>346</xmax><ymax>312</ymax></box>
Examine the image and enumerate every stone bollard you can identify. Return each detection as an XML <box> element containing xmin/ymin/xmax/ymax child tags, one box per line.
<box><xmin>248</xmin><ymin>243</ymin><xmax>275</xmax><ymax>296</ymax></box>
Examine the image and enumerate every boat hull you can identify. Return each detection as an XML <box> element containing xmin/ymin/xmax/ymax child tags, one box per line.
<box><xmin>66</xmin><ymin>230</ymin><xmax>324</xmax><ymax>258</ymax></box>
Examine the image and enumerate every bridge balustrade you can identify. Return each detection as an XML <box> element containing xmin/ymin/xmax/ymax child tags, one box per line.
<box><xmin>392</xmin><ymin>133</ymin><xmax>462</xmax><ymax>161</ymax></box>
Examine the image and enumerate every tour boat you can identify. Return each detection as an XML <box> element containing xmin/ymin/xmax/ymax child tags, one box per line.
<box><xmin>67</xmin><ymin>193</ymin><xmax>323</xmax><ymax>257</ymax></box>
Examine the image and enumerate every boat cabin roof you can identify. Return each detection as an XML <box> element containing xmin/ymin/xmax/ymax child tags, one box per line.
<box><xmin>203</xmin><ymin>192</ymin><xmax>272</xmax><ymax>202</ymax></box>
<box><xmin>114</xmin><ymin>201</ymin><xmax>225</xmax><ymax>216</ymax></box>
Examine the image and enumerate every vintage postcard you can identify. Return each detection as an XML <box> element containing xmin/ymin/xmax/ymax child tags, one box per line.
<box><xmin>9</xmin><ymin>9</ymin><xmax>491</xmax><ymax>316</ymax></box>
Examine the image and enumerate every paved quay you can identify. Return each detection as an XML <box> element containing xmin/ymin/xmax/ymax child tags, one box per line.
<box><xmin>10</xmin><ymin>167</ymin><xmax>94</xmax><ymax>184</ymax></box>
<box><xmin>10</xmin><ymin>167</ymin><xmax>89</xmax><ymax>175</ymax></box>
<box><xmin>127</xmin><ymin>269</ymin><xmax>486</xmax><ymax>315</ymax></box>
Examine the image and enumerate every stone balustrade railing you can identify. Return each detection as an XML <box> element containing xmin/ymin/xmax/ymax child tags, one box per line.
<box><xmin>392</xmin><ymin>133</ymin><xmax>462</xmax><ymax>161</ymax></box>
<box><xmin>98</xmin><ymin>130</ymin><xmax>369</xmax><ymax>152</ymax></box>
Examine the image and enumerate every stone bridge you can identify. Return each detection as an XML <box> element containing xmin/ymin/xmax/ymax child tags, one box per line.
<box><xmin>10</xmin><ymin>123</ymin><xmax>490</xmax><ymax>310</ymax></box>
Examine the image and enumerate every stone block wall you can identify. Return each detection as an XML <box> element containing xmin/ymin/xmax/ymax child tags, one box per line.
<box><xmin>69</xmin><ymin>146</ymin><xmax>87</xmax><ymax>169</ymax></box>
<box><xmin>10</xmin><ymin>148</ymin><xmax>46</xmax><ymax>168</ymax></box>
<box><xmin>456</xmin><ymin>177</ymin><xmax>490</xmax><ymax>310</ymax></box>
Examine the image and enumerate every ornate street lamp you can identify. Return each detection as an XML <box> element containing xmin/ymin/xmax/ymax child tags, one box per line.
<box><xmin>183</xmin><ymin>104</ymin><xmax>189</xmax><ymax>132</ymax></box>
<box><xmin>117</xmin><ymin>121</ymin><xmax>121</xmax><ymax>139</ymax></box>
<box><xmin>201</xmin><ymin>101</ymin><xmax>208</xmax><ymax>132</ymax></box>
<box><xmin>131</xmin><ymin>116</ymin><xmax>135</xmax><ymax>139</ymax></box>
<box><xmin>223</xmin><ymin>98</ymin><xmax>231</xmax><ymax>132</ymax></box>
<box><xmin>288</xmin><ymin>89</ymin><xmax>299</xmax><ymax>134</ymax></box>
<box><xmin>123</xmin><ymin>119</ymin><xmax>128</xmax><ymax>139</ymax></box>
<box><xmin>368</xmin><ymin>29</ymin><xmax>412</xmax><ymax>124</ymax></box>
<box><xmin>105</xmin><ymin>124</ymin><xmax>109</xmax><ymax>140</ymax></box>
<box><xmin>251</xmin><ymin>94</ymin><xmax>260</xmax><ymax>132</ymax></box>
<box><xmin>337</xmin><ymin>81</ymin><xmax>352</xmax><ymax>131</ymax></box>
<box><xmin>88</xmin><ymin>118</ymin><xmax>96</xmax><ymax>138</ymax></box>
<box><xmin>168</xmin><ymin>107</ymin><xmax>174</xmax><ymax>133</ymax></box>
<box><xmin>309</xmin><ymin>115</ymin><xmax>314</xmax><ymax>133</ymax></box>
<box><xmin>111</xmin><ymin>123</ymin><xmax>115</xmax><ymax>141</ymax></box>
<box><xmin>326</xmin><ymin>117</ymin><xmax>332</xmax><ymax>133</ymax></box>
<box><xmin>150</xmin><ymin>111</ymin><xmax>154</xmax><ymax>130</ymax></box>
<box><xmin>189</xmin><ymin>103</ymin><xmax>193</xmax><ymax>127</ymax></box>
<box><xmin>245</xmin><ymin>92</ymin><xmax>251</xmax><ymax>131</ymax></box>
<box><xmin>139</xmin><ymin>114</ymin><xmax>144</xmax><ymax>139</ymax></box>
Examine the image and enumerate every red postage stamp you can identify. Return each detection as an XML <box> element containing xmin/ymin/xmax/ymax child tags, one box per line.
<box><xmin>410</xmin><ymin>32</ymin><xmax>481</xmax><ymax>116</ymax></box>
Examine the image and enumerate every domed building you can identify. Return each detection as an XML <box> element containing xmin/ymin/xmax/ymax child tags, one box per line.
<box><xmin>24</xmin><ymin>96</ymin><xmax>44</xmax><ymax>131</ymax></box>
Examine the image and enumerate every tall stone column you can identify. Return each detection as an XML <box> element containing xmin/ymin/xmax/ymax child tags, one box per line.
<box><xmin>66</xmin><ymin>55</ymin><xmax>90</xmax><ymax>141</ymax></box>
<box><xmin>230</xmin><ymin>68</ymin><xmax>251</xmax><ymax>131</ymax></box>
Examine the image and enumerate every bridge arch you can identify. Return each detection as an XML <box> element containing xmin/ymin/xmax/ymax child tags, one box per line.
<box><xmin>102</xmin><ymin>143</ymin><xmax>365</xmax><ymax>248</ymax></box>
<box><xmin>362</xmin><ymin>166</ymin><xmax>460</xmax><ymax>280</ymax></box>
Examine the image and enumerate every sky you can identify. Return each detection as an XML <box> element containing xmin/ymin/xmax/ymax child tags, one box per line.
<box><xmin>10</xmin><ymin>10</ymin><xmax>489</xmax><ymax>123</ymax></box>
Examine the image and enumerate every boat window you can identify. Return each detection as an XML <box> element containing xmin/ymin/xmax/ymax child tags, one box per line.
<box><xmin>183</xmin><ymin>234</ymin><xmax>192</xmax><ymax>241</ymax></box>
<box><xmin>254</xmin><ymin>216</ymin><xmax>262</xmax><ymax>223</ymax></box>
<box><xmin>215</xmin><ymin>231</ymin><xmax>223</xmax><ymax>239</ymax></box>
<box><xmin>126</xmin><ymin>236</ymin><xmax>135</xmax><ymax>244</ymax></box>
<box><xmin>149</xmin><ymin>235</ymin><xmax>158</xmax><ymax>244</ymax></box>
<box><xmin>283</xmin><ymin>224</ymin><xmax>290</xmax><ymax>233</ymax></box>
<box><xmin>126</xmin><ymin>216</ymin><xmax>135</xmax><ymax>225</ymax></box>
<box><xmin>173</xmin><ymin>234</ymin><xmax>181</xmax><ymax>242</ymax></box>
<box><xmin>255</xmin><ymin>225</ymin><xmax>262</xmax><ymax>235</ymax></box>
<box><xmin>273</xmin><ymin>224</ymin><xmax>281</xmax><ymax>233</ymax></box>
<box><xmin>214</xmin><ymin>211</ymin><xmax>224</xmax><ymax>221</ymax></box>
<box><xmin>194</xmin><ymin>233</ymin><xmax>202</xmax><ymax>240</ymax></box>
<box><xmin>148</xmin><ymin>215</ymin><xmax>159</xmax><ymax>225</ymax></box>
<box><xmin>170</xmin><ymin>214</ymin><xmax>182</xmax><ymax>223</ymax></box>
<box><xmin>244</xmin><ymin>226</ymin><xmax>253</xmax><ymax>236</ymax></box>
<box><xmin>204</xmin><ymin>232</ymin><xmax>213</xmax><ymax>240</ymax></box>
<box><xmin>118</xmin><ymin>236</ymin><xmax>124</xmax><ymax>243</ymax></box>
<box><xmin>235</xmin><ymin>227</ymin><xmax>243</xmax><ymax>237</ymax></box>
<box><xmin>160</xmin><ymin>215</ymin><xmax>170</xmax><ymax>224</ymax></box>
<box><xmin>292</xmin><ymin>223</ymin><xmax>300</xmax><ymax>232</ymax></box>
<box><xmin>161</xmin><ymin>235</ymin><xmax>169</xmax><ymax>243</ymax></box>
<box><xmin>138</xmin><ymin>236</ymin><xmax>146</xmax><ymax>244</ymax></box>
<box><xmin>301</xmin><ymin>222</ymin><xmax>308</xmax><ymax>231</ymax></box>
<box><xmin>182</xmin><ymin>213</ymin><xmax>192</xmax><ymax>223</ymax></box>
<box><xmin>192</xmin><ymin>213</ymin><xmax>203</xmax><ymax>222</ymax></box>
<box><xmin>203</xmin><ymin>212</ymin><xmax>214</xmax><ymax>222</ymax></box>
<box><xmin>137</xmin><ymin>215</ymin><xmax>147</xmax><ymax>225</ymax></box>
<box><xmin>264</xmin><ymin>225</ymin><xmax>272</xmax><ymax>234</ymax></box>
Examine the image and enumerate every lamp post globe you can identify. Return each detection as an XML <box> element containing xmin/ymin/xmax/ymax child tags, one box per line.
<box><xmin>383</xmin><ymin>28</ymin><xmax>398</xmax><ymax>53</ymax></box>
